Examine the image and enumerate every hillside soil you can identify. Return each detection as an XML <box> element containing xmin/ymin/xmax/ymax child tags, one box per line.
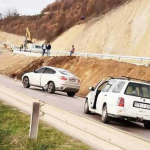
<box><xmin>51</xmin><ymin>0</ymin><xmax>150</xmax><ymax>57</ymax></box>
<box><xmin>0</xmin><ymin>52</ymin><xmax>150</xmax><ymax>97</ymax></box>
<box><xmin>1</xmin><ymin>0</ymin><xmax>150</xmax><ymax>58</ymax></box>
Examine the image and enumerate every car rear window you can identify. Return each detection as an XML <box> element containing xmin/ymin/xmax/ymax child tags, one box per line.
<box><xmin>59</xmin><ymin>71</ymin><xmax>74</xmax><ymax>76</ymax></box>
<box><xmin>112</xmin><ymin>81</ymin><xmax>125</xmax><ymax>93</ymax></box>
<box><xmin>125</xmin><ymin>82</ymin><xmax>150</xmax><ymax>99</ymax></box>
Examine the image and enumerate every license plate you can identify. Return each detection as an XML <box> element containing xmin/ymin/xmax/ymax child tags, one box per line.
<box><xmin>134</xmin><ymin>102</ymin><xmax>150</xmax><ymax>110</ymax></box>
<box><xmin>69</xmin><ymin>78</ymin><xmax>76</xmax><ymax>82</ymax></box>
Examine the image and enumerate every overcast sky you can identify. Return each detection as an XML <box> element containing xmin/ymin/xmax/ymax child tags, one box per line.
<box><xmin>0</xmin><ymin>0</ymin><xmax>55</xmax><ymax>15</ymax></box>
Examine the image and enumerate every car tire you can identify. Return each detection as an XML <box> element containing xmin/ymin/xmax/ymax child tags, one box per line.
<box><xmin>84</xmin><ymin>99</ymin><xmax>91</xmax><ymax>114</ymax></box>
<box><xmin>102</xmin><ymin>105</ymin><xmax>111</xmax><ymax>124</ymax></box>
<box><xmin>67</xmin><ymin>92</ymin><xmax>75</xmax><ymax>97</ymax></box>
<box><xmin>47</xmin><ymin>82</ymin><xmax>55</xmax><ymax>93</ymax></box>
<box><xmin>144</xmin><ymin>123</ymin><xmax>150</xmax><ymax>129</ymax></box>
<box><xmin>23</xmin><ymin>77</ymin><xmax>30</xmax><ymax>88</ymax></box>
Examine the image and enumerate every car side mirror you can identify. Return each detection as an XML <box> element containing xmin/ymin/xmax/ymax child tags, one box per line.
<box><xmin>34</xmin><ymin>70</ymin><xmax>37</xmax><ymax>73</ymax></box>
<box><xmin>89</xmin><ymin>87</ymin><xmax>94</xmax><ymax>91</ymax></box>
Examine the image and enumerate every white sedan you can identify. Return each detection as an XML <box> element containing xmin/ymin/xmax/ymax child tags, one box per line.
<box><xmin>22</xmin><ymin>66</ymin><xmax>80</xmax><ymax>97</ymax></box>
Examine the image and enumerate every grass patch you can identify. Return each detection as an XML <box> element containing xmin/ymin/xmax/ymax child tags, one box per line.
<box><xmin>0</xmin><ymin>101</ymin><xmax>93</xmax><ymax>150</ymax></box>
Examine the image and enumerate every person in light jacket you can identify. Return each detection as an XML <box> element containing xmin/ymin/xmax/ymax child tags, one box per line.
<box><xmin>42</xmin><ymin>42</ymin><xmax>47</xmax><ymax>56</ymax></box>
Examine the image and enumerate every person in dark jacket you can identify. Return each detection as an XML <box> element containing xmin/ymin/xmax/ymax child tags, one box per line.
<box><xmin>46</xmin><ymin>42</ymin><xmax>51</xmax><ymax>56</ymax></box>
<box><xmin>70</xmin><ymin>45</ymin><xmax>75</xmax><ymax>56</ymax></box>
<box><xmin>42</xmin><ymin>42</ymin><xmax>47</xmax><ymax>56</ymax></box>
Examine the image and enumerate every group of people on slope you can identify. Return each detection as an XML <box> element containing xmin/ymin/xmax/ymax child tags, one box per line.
<box><xmin>42</xmin><ymin>42</ymin><xmax>51</xmax><ymax>56</ymax></box>
<box><xmin>42</xmin><ymin>42</ymin><xmax>75</xmax><ymax>57</ymax></box>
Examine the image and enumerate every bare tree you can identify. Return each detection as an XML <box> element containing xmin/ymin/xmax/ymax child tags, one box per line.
<box><xmin>0</xmin><ymin>13</ymin><xmax>3</xmax><ymax>19</ymax></box>
<box><xmin>5</xmin><ymin>8</ymin><xmax>20</xmax><ymax>18</ymax></box>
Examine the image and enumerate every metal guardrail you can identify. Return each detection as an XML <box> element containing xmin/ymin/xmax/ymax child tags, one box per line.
<box><xmin>13</xmin><ymin>49</ymin><xmax>150</xmax><ymax>65</ymax></box>
<box><xmin>1</xmin><ymin>41</ymin><xmax>150</xmax><ymax>65</ymax></box>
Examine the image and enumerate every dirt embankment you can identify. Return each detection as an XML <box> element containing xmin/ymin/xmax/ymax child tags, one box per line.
<box><xmin>1</xmin><ymin>52</ymin><xmax>150</xmax><ymax>96</ymax></box>
<box><xmin>52</xmin><ymin>0</ymin><xmax>150</xmax><ymax>57</ymax></box>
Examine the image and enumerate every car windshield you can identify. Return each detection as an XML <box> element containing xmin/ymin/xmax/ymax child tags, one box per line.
<box><xmin>125</xmin><ymin>82</ymin><xmax>150</xmax><ymax>99</ymax></box>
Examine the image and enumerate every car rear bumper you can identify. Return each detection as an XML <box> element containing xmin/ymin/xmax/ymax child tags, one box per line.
<box><xmin>109</xmin><ymin>112</ymin><xmax>150</xmax><ymax>122</ymax></box>
<box><xmin>56</xmin><ymin>84</ymin><xmax>80</xmax><ymax>93</ymax></box>
<box><xmin>108</xmin><ymin>106</ymin><xmax>150</xmax><ymax>121</ymax></box>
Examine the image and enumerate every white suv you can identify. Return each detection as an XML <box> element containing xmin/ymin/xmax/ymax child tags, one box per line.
<box><xmin>22</xmin><ymin>66</ymin><xmax>80</xmax><ymax>97</ymax></box>
<box><xmin>84</xmin><ymin>77</ymin><xmax>150</xmax><ymax>129</ymax></box>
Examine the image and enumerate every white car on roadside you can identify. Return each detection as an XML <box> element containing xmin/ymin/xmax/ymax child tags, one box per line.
<box><xmin>22</xmin><ymin>66</ymin><xmax>80</xmax><ymax>97</ymax></box>
<box><xmin>25</xmin><ymin>44</ymin><xmax>42</xmax><ymax>53</ymax></box>
<box><xmin>84</xmin><ymin>76</ymin><xmax>150</xmax><ymax>129</ymax></box>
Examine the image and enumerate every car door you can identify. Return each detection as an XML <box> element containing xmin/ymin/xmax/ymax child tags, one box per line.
<box><xmin>96</xmin><ymin>81</ymin><xmax>115</xmax><ymax>114</ymax></box>
<box><xmin>30</xmin><ymin>67</ymin><xmax>46</xmax><ymax>86</ymax></box>
<box><xmin>90</xmin><ymin>81</ymin><xmax>108</xmax><ymax>109</ymax></box>
<box><xmin>41</xmin><ymin>68</ymin><xmax>56</xmax><ymax>87</ymax></box>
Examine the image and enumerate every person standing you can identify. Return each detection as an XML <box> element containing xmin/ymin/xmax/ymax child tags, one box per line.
<box><xmin>42</xmin><ymin>42</ymin><xmax>47</xmax><ymax>56</ymax></box>
<box><xmin>70</xmin><ymin>45</ymin><xmax>75</xmax><ymax>56</ymax></box>
<box><xmin>46</xmin><ymin>42</ymin><xmax>51</xmax><ymax>56</ymax></box>
<box><xmin>20</xmin><ymin>44</ymin><xmax>23</xmax><ymax>51</ymax></box>
<box><xmin>24</xmin><ymin>40</ymin><xmax>27</xmax><ymax>52</ymax></box>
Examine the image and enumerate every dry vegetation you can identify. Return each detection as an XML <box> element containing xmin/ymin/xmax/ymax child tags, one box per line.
<box><xmin>0</xmin><ymin>0</ymin><xmax>131</xmax><ymax>41</ymax></box>
<box><xmin>1</xmin><ymin>52</ymin><xmax>150</xmax><ymax>97</ymax></box>
<box><xmin>0</xmin><ymin>101</ymin><xmax>91</xmax><ymax>150</ymax></box>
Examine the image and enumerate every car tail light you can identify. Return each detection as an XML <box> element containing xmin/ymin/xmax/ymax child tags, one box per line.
<box><xmin>117</xmin><ymin>97</ymin><xmax>124</xmax><ymax>107</ymax></box>
<box><xmin>60</xmin><ymin>76</ymin><xmax>68</xmax><ymax>80</ymax></box>
<box><xmin>78</xmin><ymin>79</ymin><xmax>80</xmax><ymax>83</ymax></box>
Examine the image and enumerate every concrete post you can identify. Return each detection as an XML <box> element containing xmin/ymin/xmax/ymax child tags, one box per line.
<box><xmin>29</xmin><ymin>102</ymin><xmax>40</xmax><ymax>139</ymax></box>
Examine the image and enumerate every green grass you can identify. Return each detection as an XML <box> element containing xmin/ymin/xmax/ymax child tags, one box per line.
<box><xmin>0</xmin><ymin>101</ymin><xmax>93</xmax><ymax>150</ymax></box>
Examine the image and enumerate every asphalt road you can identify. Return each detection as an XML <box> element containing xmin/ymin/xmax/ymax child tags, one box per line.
<box><xmin>0</xmin><ymin>75</ymin><xmax>150</xmax><ymax>141</ymax></box>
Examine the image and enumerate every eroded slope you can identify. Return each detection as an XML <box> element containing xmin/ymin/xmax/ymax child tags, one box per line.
<box><xmin>52</xmin><ymin>0</ymin><xmax>150</xmax><ymax>57</ymax></box>
<box><xmin>0</xmin><ymin>52</ymin><xmax>150</xmax><ymax>96</ymax></box>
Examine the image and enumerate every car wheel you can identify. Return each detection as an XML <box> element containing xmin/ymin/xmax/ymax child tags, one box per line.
<box><xmin>47</xmin><ymin>82</ymin><xmax>55</xmax><ymax>93</ymax></box>
<box><xmin>23</xmin><ymin>77</ymin><xmax>30</xmax><ymax>88</ymax></box>
<box><xmin>84</xmin><ymin>99</ymin><xmax>91</xmax><ymax>114</ymax></box>
<box><xmin>67</xmin><ymin>92</ymin><xmax>75</xmax><ymax>97</ymax></box>
<box><xmin>144</xmin><ymin>123</ymin><xmax>150</xmax><ymax>129</ymax></box>
<box><xmin>102</xmin><ymin>105</ymin><xmax>111</xmax><ymax>124</ymax></box>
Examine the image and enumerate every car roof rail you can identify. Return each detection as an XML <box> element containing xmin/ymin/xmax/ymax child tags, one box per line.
<box><xmin>110</xmin><ymin>76</ymin><xmax>150</xmax><ymax>84</ymax></box>
<box><xmin>108</xmin><ymin>76</ymin><xmax>129</xmax><ymax>80</ymax></box>
<box><xmin>121</xmin><ymin>76</ymin><xmax>150</xmax><ymax>84</ymax></box>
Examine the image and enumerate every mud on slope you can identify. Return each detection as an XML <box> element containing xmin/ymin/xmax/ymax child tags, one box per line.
<box><xmin>1</xmin><ymin>52</ymin><xmax>150</xmax><ymax>97</ymax></box>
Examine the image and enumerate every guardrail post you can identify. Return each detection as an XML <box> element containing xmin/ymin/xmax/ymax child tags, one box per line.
<box><xmin>118</xmin><ymin>56</ymin><xmax>121</xmax><ymax>62</ymax></box>
<box><xmin>140</xmin><ymin>58</ymin><xmax>143</xmax><ymax>64</ymax></box>
<box><xmin>29</xmin><ymin>102</ymin><xmax>40</xmax><ymax>140</ymax></box>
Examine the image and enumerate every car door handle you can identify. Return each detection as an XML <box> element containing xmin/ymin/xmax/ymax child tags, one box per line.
<box><xmin>105</xmin><ymin>95</ymin><xmax>107</xmax><ymax>96</ymax></box>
